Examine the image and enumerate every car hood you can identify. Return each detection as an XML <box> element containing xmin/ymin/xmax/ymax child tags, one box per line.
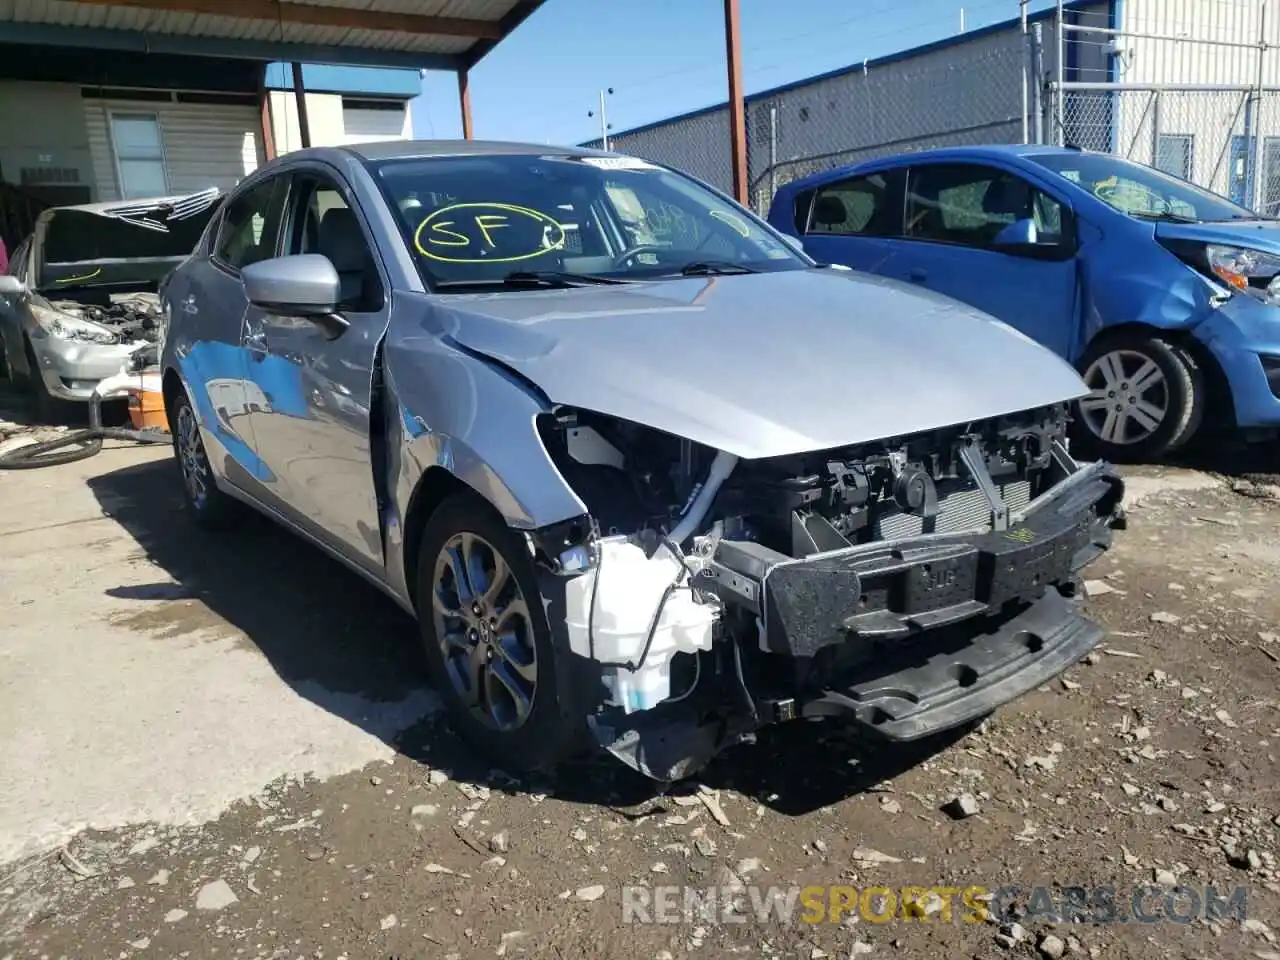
<box><xmin>1154</xmin><ymin>219</ymin><xmax>1280</xmax><ymax>255</ymax></box>
<box><xmin>431</xmin><ymin>269</ymin><xmax>1089</xmax><ymax>460</ymax></box>
<box><xmin>36</xmin><ymin>187</ymin><xmax>222</xmax><ymax>290</ymax></box>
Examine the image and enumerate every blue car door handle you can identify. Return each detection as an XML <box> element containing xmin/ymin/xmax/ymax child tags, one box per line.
<box><xmin>909</xmin><ymin>267</ymin><xmax>928</xmax><ymax>283</ymax></box>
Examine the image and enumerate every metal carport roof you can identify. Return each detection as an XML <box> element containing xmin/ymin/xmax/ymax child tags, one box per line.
<box><xmin>0</xmin><ymin>0</ymin><xmax>545</xmax><ymax>70</ymax></box>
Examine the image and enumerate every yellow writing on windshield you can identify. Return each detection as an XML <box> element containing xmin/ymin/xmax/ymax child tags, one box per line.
<box><xmin>414</xmin><ymin>202</ymin><xmax>566</xmax><ymax>264</ymax></box>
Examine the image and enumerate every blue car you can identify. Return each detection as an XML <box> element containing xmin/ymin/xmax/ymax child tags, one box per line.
<box><xmin>767</xmin><ymin>144</ymin><xmax>1280</xmax><ymax>461</ymax></box>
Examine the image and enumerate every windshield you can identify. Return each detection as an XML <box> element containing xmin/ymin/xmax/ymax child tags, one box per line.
<box><xmin>370</xmin><ymin>153</ymin><xmax>808</xmax><ymax>288</ymax></box>
<box><xmin>37</xmin><ymin>189</ymin><xmax>221</xmax><ymax>291</ymax></box>
<box><xmin>1030</xmin><ymin>152</ymin><xmax>1258</xmax><ymax>223</ymax></box>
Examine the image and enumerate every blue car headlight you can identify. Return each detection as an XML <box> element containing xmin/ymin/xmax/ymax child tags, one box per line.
<box><xmin>1158</xmin><ymin>238</ymin><xmax>1280</xmax><ymax>307</ymax></box>
<box><xmin>1205</xmin><ymin>245</ymin><xmax>1280</xmax><ymax>306</ymax></box>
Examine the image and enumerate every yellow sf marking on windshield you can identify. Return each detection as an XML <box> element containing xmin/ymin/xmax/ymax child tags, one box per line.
<box><xmin>427</xmin><ymin>221</ymin><xmax>470</xmax><ymax>246</ymax></box>
<box><xmin>414</xmin><ymin>202</ymin><xmax>566</xmax><ymax>264</ymax></box>
<box><xmin>55</xmin><ymin>268</ymin><xmax>103</xmax><ymax>284</ymax></box>
<box><xmin>710</xmin><ymin>209</ymin><xmax>751</xmax><ymax>237</ymax></box>
<box><xmin>474</xmin><ymin>214</ymin><xmax>509</xmax><ymax>247</ymax></box>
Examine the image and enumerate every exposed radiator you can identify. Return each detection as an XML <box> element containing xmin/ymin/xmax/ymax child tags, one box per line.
<box><xmin>873</xmin><ymin>479</ymin><xmax>1031</xmax><ymax>540</ymax></box>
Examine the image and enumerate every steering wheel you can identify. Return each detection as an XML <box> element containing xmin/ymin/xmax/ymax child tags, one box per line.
<box><xmin>611</xmin><ymin>245</ymin><xmax>671</xmax><ymax>270</ymax></box>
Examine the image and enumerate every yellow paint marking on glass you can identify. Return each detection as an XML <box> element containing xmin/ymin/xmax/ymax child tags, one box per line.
<box><xmin>709</xmin><ymin>209</ymin><xmax>751</xmax><ymax>238</ymax></box>
<box><xmin>55</xmin><ymin>268</ymin><xmax>103</xmax><ymax>284</ymax></box>
<box><xmin>414</xmin><ymin>202</ymin><xmax>566</xmax><ymax>264</ymax></box>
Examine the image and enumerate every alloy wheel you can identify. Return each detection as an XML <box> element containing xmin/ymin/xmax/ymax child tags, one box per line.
<box><xmin>176</xmin><ymin>403</ymin><xmax>211</xmax><ymax>508</ymax></box>
<box><xmin>1079</xmin><ymin>349</ymin><xmax>1169</xmax><ymax>446</ymax></box>
<box><xmin>431</xmin><ymin>532</ymin><xmax>538</xmax><ymax>732</ymax></box>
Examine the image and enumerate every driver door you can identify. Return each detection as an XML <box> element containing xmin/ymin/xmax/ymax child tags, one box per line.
<box><xmin>890</xmin><ymin>162</ymin><xmax>1080</xmax><ymax>358</ymax></box>
<box><xmin>242</xmin><ymin>166</ymin><xmax>390</xmax><ymax>573</ymax></box>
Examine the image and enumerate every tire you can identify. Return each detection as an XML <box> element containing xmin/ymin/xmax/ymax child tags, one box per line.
<box><xmin>170</xmin><ymin>388</ymin><xmax>239</xmax><ymax>529</ymax></box>
<box><xmin>414</xmin><ymin>492</ymin><xmax>582</xmax><ymax>774</ymax></box>
<box><xmin>1071</xmin><ymin>331</ymin><xmax>1204</xmax><ymax>463</ymax></box>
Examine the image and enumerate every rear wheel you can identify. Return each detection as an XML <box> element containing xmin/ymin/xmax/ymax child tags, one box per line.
<box><xmin>415</xmin><ymin>492</ymin><xmax>581</xmax><ymax>774</ymax></box>
<box><xmin>171</xmin><ymin>388</ymin><xmax>239</xmax><ymax>529</ymax></box>
<box><xmin>1072</xmin><ymin>332</ymin><xmax>1204</xmax><ymax>462</ymax></box>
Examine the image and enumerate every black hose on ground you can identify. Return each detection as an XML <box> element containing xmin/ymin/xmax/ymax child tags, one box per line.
<box><xmin>0</xmin><ymin>390</ymin><xmax>169</xmax><ymax>470</ymax></box>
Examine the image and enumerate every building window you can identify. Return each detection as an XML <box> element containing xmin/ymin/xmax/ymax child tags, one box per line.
<box><xmin>109</xmin><ymin>114</ymin><xmax>169</xmax><ymax>199</ymax></box>
<box><xmin>1155</xmin><ymin>134</ymin><xmax>1194</xmax><ymax>182</ymax></box>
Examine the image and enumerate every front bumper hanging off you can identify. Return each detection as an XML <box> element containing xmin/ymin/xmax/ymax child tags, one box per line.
<box><xmin>707</xmin><ymin>456</ymin><xmax>1125</xmax><ymax>743</ymax></box>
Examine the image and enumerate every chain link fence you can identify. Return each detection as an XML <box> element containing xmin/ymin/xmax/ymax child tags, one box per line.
<box><xmin>592</xmin><ymin>1</ymin><xmax>1280</xmax><ymax>219</ymax></box>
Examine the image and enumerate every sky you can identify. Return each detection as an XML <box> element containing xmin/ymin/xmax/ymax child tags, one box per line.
<box><xmin>410</xmin><ymin>0</ymin><xmax>1064</xmax><ymax>145</ymax></box>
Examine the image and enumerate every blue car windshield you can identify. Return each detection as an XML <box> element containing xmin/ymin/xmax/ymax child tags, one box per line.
<box><xmin>1030</xmin><ymin>153</ymin><xmax>1258</xmax><ymax>223</ymax></box>
<box><xmin>370</xmin><ymin>153</ymin><xmax>808</xmax><ymax>289</ymax></box>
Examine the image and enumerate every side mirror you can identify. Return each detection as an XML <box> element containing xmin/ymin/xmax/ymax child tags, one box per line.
<box><xmin>990</xmin><ymin>217</ymin><xmax>1074</xmax><ymax>261</ymax></box>
<box><xmin>242</xmin><ymin>254</ymin><xmax>340</xmax><ymax>316</ymax></box>
<box><xmin>0</xmin><ymin>275</ymin><xmax>25</xmax><ymax>295</ymax></box>
<box><xmin>993</xmin><ymin>218</ymin><xmax>1039</xmax><ymax>247</ymax></box>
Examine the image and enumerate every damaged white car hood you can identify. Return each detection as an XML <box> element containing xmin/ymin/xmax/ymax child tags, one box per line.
<box><xmin>436</xmin><ymin>268</ymin><xmax>1088</xmax><ymax>460</ymax></box>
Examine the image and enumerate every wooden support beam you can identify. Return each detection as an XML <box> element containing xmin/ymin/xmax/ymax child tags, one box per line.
<box><xmin>291</xmin><ymin>61</ymin><xmax>310</xmax><ymax>149</ymax></box>
<box><xmin>458</xmin><ymin>70</ymin><xmax>473</xmax><ymax>140</ymax></box>
<box><xmin>68</xmin><ymin>0</ymin><xmax>504</xmax><ymax>40</ymax></box>
<box><xmin>724</xmin><ymin>0</ymin><xmax>749</xmax><ymax>207</ymax></box>
<box><xmin>257</xmin><ymin>62</ymin><xmax>276</xmax><ymax>162</ymax></box>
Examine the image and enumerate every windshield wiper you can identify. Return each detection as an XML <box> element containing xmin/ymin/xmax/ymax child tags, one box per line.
<box><xmin>1129</xmin><ymin>210</ymin><xmax>1200</xmax><ymax>224</ymax></box>
<box><xmin>674</xmin><ymin>261</ymin><xmax>758</xmax><ymax>276</ymax></box>
<box><xmin>434</xmin><ymin>271</ymin><xmax>632</xmax><ymax>291</ymax></box>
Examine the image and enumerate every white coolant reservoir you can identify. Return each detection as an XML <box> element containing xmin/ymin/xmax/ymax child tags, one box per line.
<box><xmin>564</xmin><ymin>538</ymin><xmax>717</xmax><ymax>714</ymax></box>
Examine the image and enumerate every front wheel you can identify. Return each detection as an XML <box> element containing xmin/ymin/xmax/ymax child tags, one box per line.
<box><xmin>1072</xmin><ymin>333</ymin><xmax>1204</xmax><ymax>462</ymax></box>
<box><xmin>170</xmin><ymin>388</ymin><xmax>239</xmax><ymax>529</ymax></box>
<box><xmin>415</xmin><ymin>492</ymin><xmax>582</xmax><ymax>774</ymax></box>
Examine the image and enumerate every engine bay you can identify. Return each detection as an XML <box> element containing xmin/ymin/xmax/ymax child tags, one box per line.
<box><xmin>537</xmin><ymin>403</ymin><xmax>1073</xmax><ymax>558</ymax></box>
<box><xmin>48</xmin><ymin>292</ymin><xmax>165</xmax><ymax>344</ymax></box>
<box><xmin>534</xmin><ymin>403</ymin><xmax>1123</xmax><ymax>782</ymax></box>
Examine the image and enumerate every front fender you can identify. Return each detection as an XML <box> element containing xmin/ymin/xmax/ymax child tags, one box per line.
<box><xmin>382</xmin><ymin>337</ymin><xmax>587</xmax><ymax>604</ymax></box>
<box><xmin>1074</xmin><ymin>232</ymin><xmax>1216</xmax><ymax>360</ymax></box>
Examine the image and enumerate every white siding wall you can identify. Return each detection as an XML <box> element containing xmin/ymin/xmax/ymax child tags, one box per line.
<box><xmin>269</xmin><ymin>91</ymin><xmax>411</xmax><ymax>153</ymax></box>
<box><xmin>85</xmin><ymin>97</ymin><xmax>261</xmax><ymax>202</ymax></box>
<box><xmin>341</xmin><ymin>104</ymin><xmax>412</xmax><ymax>144</ymax></box>
<box><xmin>1100</xmin><ymin>0</ymin><xmax>1280</xmax><ymax>199</ymax></box>
<box><xmin>0</xmin><ymin>81</ymin><xmax>95</xmax><ymax>196</ymax></box>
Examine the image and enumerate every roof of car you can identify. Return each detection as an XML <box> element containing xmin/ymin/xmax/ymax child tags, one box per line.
<box><xmin>340</xmin><ymin>139</ymin><xmax>614</xmax><ymax>162</ymax></box>
<box><xmin>778</xmin><ymin>144</ymin><xmax>1086</xmax><ymax>194</ymax></box>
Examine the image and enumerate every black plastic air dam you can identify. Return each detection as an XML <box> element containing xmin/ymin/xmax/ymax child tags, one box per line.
<box><xmin>801</xmin><ymin>589</ymin><xmax>1103</xmax><ymax>740</ymax></box>
<box><xmin>749</xmin><ymin>468</ymin><xmax>1122</xmax><ymax>660</ymax></box>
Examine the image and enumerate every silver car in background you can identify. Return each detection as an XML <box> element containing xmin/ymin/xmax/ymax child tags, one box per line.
<box><xmin>0</xmin><ymin>189</ymin><xmax>221</xmax><ymax>419</ymax></box>
<box><xmin>158</xmin><ymin>141</ymin><xmax>1125</xmax><ymax>781</ymax></box>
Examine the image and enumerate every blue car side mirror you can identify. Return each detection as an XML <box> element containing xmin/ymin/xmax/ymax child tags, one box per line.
<box><xmin>993</xmin><ymin>218</ymin><xmax>1039</xmax><ymax>247</ymax></box>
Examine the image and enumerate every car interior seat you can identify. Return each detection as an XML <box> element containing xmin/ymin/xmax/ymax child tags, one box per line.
<box><xmin>979</xmin><ymin>176</ymin><xmax>1034</xmax><ymax>243</ymax></box>
<box><xmin>317</xmin><ymin>207</ymin><xmax>374</xmax><ymax>308</ymax></box>
<box><xmin>810</xmin><ymin>194</ymin><xmax>848</xmax><ymax>232</ymax></box>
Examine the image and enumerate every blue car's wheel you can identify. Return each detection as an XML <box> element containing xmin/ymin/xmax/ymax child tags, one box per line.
<box><xmin>1073</xmin><ymin>332</ymin><xmax>1203</xmax><ymax>462</ymax></box>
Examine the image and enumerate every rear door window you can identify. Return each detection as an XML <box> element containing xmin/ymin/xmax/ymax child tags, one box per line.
<box><xmin>805</xmin><ymin>170</ymin><xmax>903</xmax><ymax>237</ymax></box>
<box><xmin>213</xmin><ymin>176</ymin><xmax>287</xmax><ymax>272</ymax></box>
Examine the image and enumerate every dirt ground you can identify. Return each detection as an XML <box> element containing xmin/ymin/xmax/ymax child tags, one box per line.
<box><xmin>2</xmin><ymin>384</ymin><xmax>1280</xmax><ymax>960</ymax></box>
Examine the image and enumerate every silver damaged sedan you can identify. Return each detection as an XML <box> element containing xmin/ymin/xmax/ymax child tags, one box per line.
<box><xmin>159</xmin><ymin>141</ymin><xmax>1126</xmax><ymax>781</ymax></box>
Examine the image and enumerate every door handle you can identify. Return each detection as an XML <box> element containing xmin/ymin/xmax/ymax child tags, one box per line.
<box><xmin>909</xmin><ymin>267</ymin><xmax>928</xmax><ymax>283</ymax></box>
